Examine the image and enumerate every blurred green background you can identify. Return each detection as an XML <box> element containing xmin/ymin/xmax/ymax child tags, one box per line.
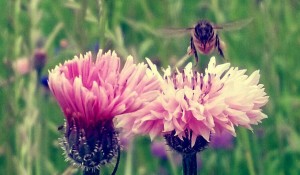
<box><xmin>1</xmin><ymin>0</ymin><xmax>300</xmax><ymax>175</ymax></box>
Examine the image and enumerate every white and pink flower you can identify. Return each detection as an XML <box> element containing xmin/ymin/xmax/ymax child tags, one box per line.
<box><xmin>116</xmin><ymin>57</ymin><xmax>269</xmax><ymax>146</ymax></box>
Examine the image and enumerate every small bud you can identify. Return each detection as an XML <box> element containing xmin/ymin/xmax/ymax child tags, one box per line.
<box><xmin>13</xmin><ymin>57</ymin><xmax>31</xmax><ymax>75</ymax></box>
<box><xmin>33</xmin><ymin>49</ymin><xmax>47</xmax><ymax>77</ymax></box>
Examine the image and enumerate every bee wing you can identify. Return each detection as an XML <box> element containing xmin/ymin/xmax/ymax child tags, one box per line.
<box><xmin>213</xmin><ymin>18</ymin><xmax>253</xmax><ymax>31</ymax></box>
<box><xmin>156</xmin><ymin>28</ymin><xmax>193</xmax><ymax>38</ymax></box>
<box><xmin>123</xmin><ymin>18</ymin><xmax>193</xmax><ymax>37</ymax></box>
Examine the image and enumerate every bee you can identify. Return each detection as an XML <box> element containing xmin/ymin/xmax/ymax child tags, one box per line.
<box><xmin>162</xmin><ymin>18</ymin><xmax>253</xmax><ymax>63</ymax></box>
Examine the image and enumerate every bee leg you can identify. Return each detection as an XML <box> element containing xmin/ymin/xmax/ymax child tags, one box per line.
<box><xmin>189</xmin><ymin>37</ymin><xmax>199</xmax><ymax>64</ymax></box>
<box><xmin>187</xmin><ymin>38</ymin><xmax>195</xmax><ymax>55</ymax></box>
<box><xmin>216</xmin><ymin>34</ymin><xmax>225</xmax><ymax>59</ymax></box>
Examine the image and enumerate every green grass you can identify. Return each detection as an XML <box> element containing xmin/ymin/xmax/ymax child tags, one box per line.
<box><xmin>1</xmin><ymin>0</ymin><xmax>300</xmax><ymax>174</ymax></box>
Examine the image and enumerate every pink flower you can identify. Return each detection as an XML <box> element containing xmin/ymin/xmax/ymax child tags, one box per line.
<box><xmin>48</xmin><ymin>50</ymin><xmax>160</xmax><ymax>170</ymax></box>
<box><xmin>116</xmin><ymin>57</ymin><xmax>269</xmax><ymax>147</ymax></box>
<box><xmin>49</xmin><ymin>50</ymin><xmax>160</xmax><ymax>127</ymax></box>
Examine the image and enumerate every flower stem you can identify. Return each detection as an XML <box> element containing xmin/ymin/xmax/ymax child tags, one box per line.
<box><xmin>124</xmin><ymin>139</ymin><xmax>133</xmax><ymax>175</ymax></box>
<box><xmin>241</xmin><ymin>129</ymin><xmax>256</xmax><ymax>175</ymax></box>
<box><xmin>83</xmin><ymin>169</ymin><xmax>100</xmax><ymax>175</ymax></box>
<box><xmin>182</xmin><ymin>153</ymin><xmax>197</xmax><ymax>175</ymax></box>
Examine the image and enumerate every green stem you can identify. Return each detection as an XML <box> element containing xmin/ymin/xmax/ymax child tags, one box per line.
<box><xmin>77</xmin><ymin>0</ymin><xmax>88</xmax><ymax>50</ymax></box>
<box><xmin>182</xmin><ymin>153</ymin><xmax>197</xmax><ymax>175</ymax></box>
<box><xmin>83</xmin><ymin>169</ymin><xmax>100</xmax><ymax>175</ymax></box>
<box><xmin>98</xmin><ymin>0</ymin><xmax>107</xmax><ymax>48</ymax></box>
<box><xmin>124</xmin><ymin>139</ymin><xmax>133</xmax><ymax>175</ymax></box>
<box><xmin>166</xmin><ymin>147</ymin><xmax>179</xmax><ymax>175</ymax></box>
<box><xmin>241</xmin><ymin>130</ymin><xmax>256</xmax><ymax>175</ymax></box>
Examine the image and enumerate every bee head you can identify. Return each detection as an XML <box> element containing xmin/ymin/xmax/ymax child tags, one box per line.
<box><xmin>194</xmin><ymin>20</ymin><xmax>214</xmax><ymax>43</ymax></box>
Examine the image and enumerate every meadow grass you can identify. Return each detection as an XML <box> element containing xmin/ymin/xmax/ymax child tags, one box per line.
<box><xmin>1</xmin><ymin>0</ymin><xmax>300</xmax><ymax>174</ymax></box>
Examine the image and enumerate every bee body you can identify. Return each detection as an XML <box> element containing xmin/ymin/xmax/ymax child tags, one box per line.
<box><xmin>189</xmin><ymin>20</ymin><xmax>225</xmax><ymax>63</ymax></box>
<box><xmin>192</xmin><ymin>29</ymin><xmax>216</xmax><ymax>55</ymax></box>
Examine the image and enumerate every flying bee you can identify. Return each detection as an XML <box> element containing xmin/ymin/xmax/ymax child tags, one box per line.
<box><xmin>161</xmin><ymin>18</ymin><xmax>253</xmax><ymax>63</ymax></box>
